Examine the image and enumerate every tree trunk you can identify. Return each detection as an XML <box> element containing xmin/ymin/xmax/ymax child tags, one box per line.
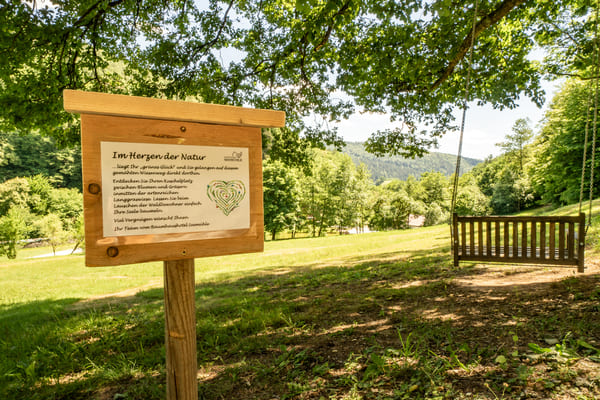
<box><xmin>71</xmin><ymin>240</ymin><xmax>82</xmax><ymax>254</ymax></box>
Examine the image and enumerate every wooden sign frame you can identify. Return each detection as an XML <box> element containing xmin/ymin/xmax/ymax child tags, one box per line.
<box><xmin>64</xmin><ymin>90</ymin><xmax>285</xmax><ymax>267</ymax></box>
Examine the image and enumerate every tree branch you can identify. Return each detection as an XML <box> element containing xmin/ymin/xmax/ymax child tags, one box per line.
<box><xmin>547</xmin><ymin>20</ymin><xmax>580</xmax><ymax>48</ymax></box>
<box><xmin>314</xmin><ymin>0</ymin><xmax>352</xmax><ymax>52</ymax></box>
<box><xmin>189</xmin><ymin>0</ymin><xmax>235</xmax><ymax>59</ymax></box>
<box><xmin>430</xmin><ymin>0</ymin><xmax>527</xmax><ymax>91</ymax></box>
<box><xmin>131</xmin><ymin>0</ymin><xmax>142</xmax><ymax>36</ymax></box>
<box><xmin>551</xmin><ymin>72</ymin><xmax>600</xmax><ymax>81</ymax></box>
<box><xmin>73</xmin><ymin>0</ymin><xmax>124</xmax><ymax>28</ymax></box>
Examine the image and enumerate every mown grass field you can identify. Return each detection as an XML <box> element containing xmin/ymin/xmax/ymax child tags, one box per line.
<box><xmin>1</xmin><ymin>206</ymin><xmax>600</xmax><ymax>399</ymax></box>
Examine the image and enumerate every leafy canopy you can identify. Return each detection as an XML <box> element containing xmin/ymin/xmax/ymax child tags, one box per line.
<box><xmin>1</xmin><ymin>0</ymin><xmax>596</xmax><ymax>155</ymax></box>
<box><xmin>529</xmin><ymin>78</ymin><xmax>600</xmax><ymax>205</ymax></box>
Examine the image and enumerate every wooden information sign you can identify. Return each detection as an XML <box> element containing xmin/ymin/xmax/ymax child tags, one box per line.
<box><xmin>64</xmin><ymin>90</ymin><xmax>284</xmax><ymax>266</ymax></box>
<box><xmin>64</xmin><ymin>90</ymin><xmax>285</xmax><ymax>400</ymax></box>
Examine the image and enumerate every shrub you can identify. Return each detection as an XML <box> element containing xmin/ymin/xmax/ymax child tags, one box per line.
<box><xmin>0</xmin><ymin>207</ymin><xmax>31</xmax><ymax>259</ymax></box>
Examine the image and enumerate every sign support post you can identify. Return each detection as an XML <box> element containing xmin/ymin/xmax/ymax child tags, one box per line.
<box><xmin>164</xmin><ymin>259</ymin><xmax>197</xmax><ymax>400</ymax></box>
<box><xmin>64</xmin><ymin>90</ymin><xmax>285</xmax><ymax>399</ymax></box>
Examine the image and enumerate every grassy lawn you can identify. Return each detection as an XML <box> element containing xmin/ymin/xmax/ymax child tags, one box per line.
<box><xmin>1</xmin><ymin>220</ymin><xmax>599</xmax><ymax>399</ymax></box>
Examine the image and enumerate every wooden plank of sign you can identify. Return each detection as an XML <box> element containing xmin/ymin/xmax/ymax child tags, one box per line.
<box><xmin>81</xmin><ymin>114</ymin><xmax>264</xmax><ymax>266</ymax></box>
<box><xmin>64</xmin><ymin>89</ymin><xmax>285</xmax><ymax>128</ymax></box>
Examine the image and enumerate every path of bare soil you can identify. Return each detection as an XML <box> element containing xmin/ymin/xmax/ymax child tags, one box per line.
<box><xmin>454</xmin><ymin>259</ymin><xmax>600</xmax><ymax>291</ymax></box>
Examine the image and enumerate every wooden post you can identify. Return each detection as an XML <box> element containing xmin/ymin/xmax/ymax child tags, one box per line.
<box><xmin>578</xmin><ymin>213</ymin><xmax>586</xmax><ymax>273</ymax></box>
<box><xmin>164</xmin><ymin>259</ymin><xmax>198</xmax><ymax>400</ymax></box>
<box><xmin>452</xmin><ymin>213</ymin><xmax>459</xmax><ymax>267</ymax></box>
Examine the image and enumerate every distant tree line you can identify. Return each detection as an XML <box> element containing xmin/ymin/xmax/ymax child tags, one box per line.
<box><xmin>262</xmin><ymin>148</ymin><xmax>489</xmax><ymax>239</ymax></box>
<box><xmin>341</xmin><ymin>142</ymin><xmax>481</xmax><ymax>183</ymax></box>
<box><xmin>0</xmin><ymin>132</ymin><xmax>82</xmax><ymax>189</ymax></box>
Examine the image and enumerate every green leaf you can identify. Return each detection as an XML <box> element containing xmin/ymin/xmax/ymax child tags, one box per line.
<box><xmin>576</xmin><ymin>339</ymin><xmax>600</xmax><ymax>353</ymax></box>
<box><xmin>528</xmin><ymin>343</ymin><xmax>552</xmax><ymax>354</ymax></box>
<box><xmin>295</xmin><ymin>0</ymin><xmax>311</xmax><ymax>14</ymax></box>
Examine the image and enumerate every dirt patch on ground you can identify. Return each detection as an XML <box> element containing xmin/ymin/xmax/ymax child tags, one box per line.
<box><xmin>454</xmin><ymin>259</ymin><xmax>600</xmax><ymax>291</ymax></box>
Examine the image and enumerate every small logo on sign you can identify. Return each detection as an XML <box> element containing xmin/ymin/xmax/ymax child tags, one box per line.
<box><xmin>224</xmin><ymin>151</ymin><xmax>243</xmax><ymax>162</ymax></box>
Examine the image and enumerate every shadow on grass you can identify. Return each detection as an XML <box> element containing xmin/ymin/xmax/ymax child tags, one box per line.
<box><xmin>1</xmin><ymin>245</ymin><xmax>599</xmax><ymax>399</ymax></box>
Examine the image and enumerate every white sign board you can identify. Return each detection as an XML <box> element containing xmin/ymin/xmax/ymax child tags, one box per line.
<box><xmin>101</xmin><ymin>142</ymin><xmax>250</xmax><ymax>237</ymax></box>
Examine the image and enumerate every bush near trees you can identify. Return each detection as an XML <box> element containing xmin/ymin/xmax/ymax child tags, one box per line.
<box><xmin>0</xmin><ymin>177</ymin><xmax>32</xmax><ymax>216</ymax></box>
<box><xmin>0</xmin><ymin>175</ymin><xmax>83</xmax><ymax>258</ymax></box>
<box><xmin>34</xmin><ymin>214</ymin><xmax>66</xmax><ymax>256</ymax></box>
<box><xmin>369</xmin><ymin>186</ymin><xmax>413</xmax><ymax>231</ymax></box>
<box><xmin>0</xmin><ymin>207</ymin><xmax>31</xmax><ymax>259</ymax></box>
<box><xmin>0</xmin><ymin>132</ymin><xmax>82</xmax><ymax>189</ymax></box>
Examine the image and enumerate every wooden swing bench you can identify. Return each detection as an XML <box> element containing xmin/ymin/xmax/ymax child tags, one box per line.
<box><xmin>452</xmin><ymin>213</ymin><xmax>585</xmax><ymax>272</ymax></box>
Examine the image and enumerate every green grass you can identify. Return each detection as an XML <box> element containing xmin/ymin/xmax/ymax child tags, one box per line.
<box><xmin>0</xmin><ymin>227</ymin><xmax>448</xmax><ymax>304</ymax></box>
<box><xmin>1</xmin><ymin>217</ymin><xmax>599</xmax><ymax>399</ymax></box>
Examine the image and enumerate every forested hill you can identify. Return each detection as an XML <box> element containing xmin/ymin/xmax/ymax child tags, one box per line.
<box><xmin>341</xmin><ymin>142</ymin><xmax>481</xmax><ymax>182</ymax></box>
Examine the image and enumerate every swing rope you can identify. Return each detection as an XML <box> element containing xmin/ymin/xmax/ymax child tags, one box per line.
<box><xmin>450</xmin><ymin>0</ymin><xmax>479</xmax><ymax>246</ymax></box>
<box><xmin>589</xmin><ymin>73</ymin><xmax>599</xmax><ymax>230</ymax></box>
<box><xmin>579</xmin><ymin>0</ymin><xmax>600</xmax><ymax>232</ymax></box>
<box><xmin>578</xmin><ymin>81</ymin><xmax>593</xmax><ymax>218</ymax></box>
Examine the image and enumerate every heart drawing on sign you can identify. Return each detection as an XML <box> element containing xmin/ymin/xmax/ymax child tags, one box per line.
<box><xmin>206</xmin><ymin>180</ymin><xmax>247</xmax><ymax>216</ymax></box>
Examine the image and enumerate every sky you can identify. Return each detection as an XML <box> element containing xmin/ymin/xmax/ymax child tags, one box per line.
<box><xmin>333</xmin><ymin>79</ymin><xmax>563</xmax><ymax>160</ymax></box>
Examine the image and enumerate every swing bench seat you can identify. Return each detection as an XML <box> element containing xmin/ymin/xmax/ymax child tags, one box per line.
<box><xmin>452</xmin><ymin>213</ymin><xmax>585</xmax><ymax>272</ymax></box>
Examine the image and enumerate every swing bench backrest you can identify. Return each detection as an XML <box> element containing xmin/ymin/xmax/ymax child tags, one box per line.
<box><xmin>452</xmin><ymin>213</ymin><xmax>585</xmax><ymax>272</ymax></box>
